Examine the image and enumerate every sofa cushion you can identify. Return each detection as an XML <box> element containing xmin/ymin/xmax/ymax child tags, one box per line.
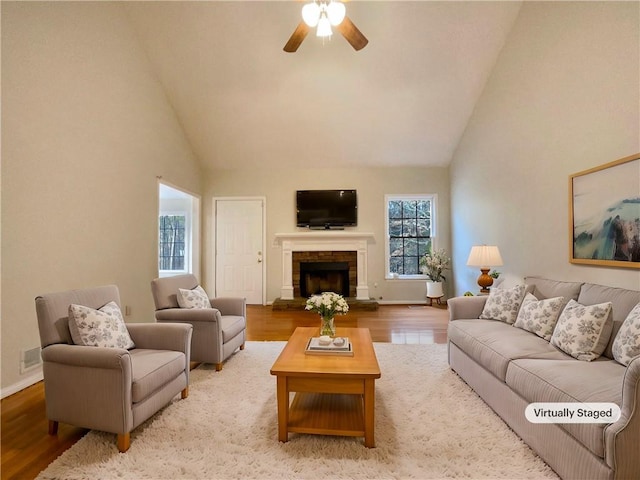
<box><xmin>68</xmin><ymin>301</ymin><xmax>135</xmax><ymax>349</ymax></box>
<box><xmin>506</xmin><ymin>358</ymin><xmax>624</xmax><ymax>458</ymax></box>
<box><xmin>221</xmin><ymin>315</ymin><xmax>246</xmax><ymax>343</ymax></box>
<box><xmin>612</xmin><ymin>302</ymin><xmax>640</xmax><ymax>366</ymax></box>
<box><xmin>514</xmin><ymin>293</ymin><xmax>564</xmax><ymax>341</ymax></box>
<box><xmin>550</xmin><ymin>300</ymin><xmax>613</xmax><ymax>361</ymax></box>
<box><xmin>479</xmin><ymin>284</ymin><xmax>526</xmax><ymax>324</ymax></box>
<box><xmin>524</xmin><ymin>276</ymin><xmax>583</xmax><ymax>309</ymax></box>
<box><xmin>130</xmin><ymin>349</ymin><xmax>186</xmax><ymax>403</ymax></box>
<box><xmin>448</xmin><ymin>319</ymin><xmax>570</xmax><ymax>381</ymax></box>
<box><xmin>577</xmin><ymin>283</ymin><xmax>640</xmax><ymax>359</ymax></box>
<box><xmin>177</xmin><ymin>285</ymin><xmax>212</xmax><ymax>309</ymax></box>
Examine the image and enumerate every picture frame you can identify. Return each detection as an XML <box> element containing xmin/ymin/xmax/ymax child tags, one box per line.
<box><xmin>569</xmin><ymin>153</ymin><xmax>640</xmax><ymax>268</ymax></box>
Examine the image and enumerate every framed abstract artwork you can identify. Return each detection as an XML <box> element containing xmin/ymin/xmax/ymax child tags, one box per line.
<box><xmin>569</xmin><ymin>153</ymin><xmax>640</xmax><ymax>268</ymax></box>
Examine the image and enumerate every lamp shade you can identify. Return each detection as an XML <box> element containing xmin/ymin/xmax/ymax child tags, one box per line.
<box><xmin>327</xmin><ymin>1</ymin><xmax>346</xmax><ymax>26</ymax></box>
<box><xmin>466</xmin><ymin>245</ymin><xmax>503</xmax><ymax>268</ymax></box>
<box><xmin>316</xmin><ymin>13</ymin><xmax>333</xmax><ymax>37</ymax></box>
<box><xmin>302</xmin><ymin>2</ymin><xmax>320</xmax><ymax>27</ymax></box>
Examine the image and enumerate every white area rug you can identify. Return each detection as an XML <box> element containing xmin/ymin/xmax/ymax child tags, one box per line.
<box><xmin>38</xmin><ymin>342</ymin><xmax>558</xmax><ymax>479</ymax></box>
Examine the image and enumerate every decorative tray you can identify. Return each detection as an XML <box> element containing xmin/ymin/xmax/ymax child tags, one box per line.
<box><xmin>305</xmin><ymin>337</ymin><xmax>354</xmax><ymax>356</ymax></box>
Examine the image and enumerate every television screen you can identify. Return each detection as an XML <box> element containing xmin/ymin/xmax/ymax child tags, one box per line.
<box><xmin>296</xmin><ymin>190</ymin><xmax>357</xmax><ymax>228</ymax></box>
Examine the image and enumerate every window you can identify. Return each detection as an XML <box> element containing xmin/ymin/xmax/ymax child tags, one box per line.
<box><xmin>159</xmin><ymin>214</ymin><xmax>187</xmax><ymax>272</ymax></box>
<box><xmin>385</xmin><ymin>194</ymin><xmax>436</xmax><ymax>277</ymax></box>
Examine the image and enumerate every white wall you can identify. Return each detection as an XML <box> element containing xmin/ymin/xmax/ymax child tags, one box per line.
<box><xmin>1</xmin><ymin>3</ymin><xmax>202</xmax><ymax>394</ymax></box>
<box><xmin>203</xmin><ymin>167</ymin><xmax>451</xmax><ymax>304</ymax></box>
<box><xmin>450</xmin><ymin>1</ymin><xmax>640</xmax><ymax>295</ymax></box>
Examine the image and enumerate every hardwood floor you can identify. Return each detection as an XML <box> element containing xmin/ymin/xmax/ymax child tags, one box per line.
<box><xmin>1</xmin><ymin>304</ymin><xmax>449</xmax><ymax>480</ymax></box>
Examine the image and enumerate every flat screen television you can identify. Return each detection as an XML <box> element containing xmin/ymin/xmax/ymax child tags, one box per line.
<box><xmin>296</xmin><ymin>190</ymin><xmax>357</xmax><ymax>228</ymax></box>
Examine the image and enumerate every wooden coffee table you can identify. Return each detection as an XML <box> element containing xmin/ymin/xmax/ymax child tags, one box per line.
<box><xmin>270</xmin><ymin>327</ymin><xmax>381</xmax><ymax>447</ymax></box>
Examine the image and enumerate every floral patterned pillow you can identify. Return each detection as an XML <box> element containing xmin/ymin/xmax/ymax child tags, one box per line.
<box><xmin>612</xmin><ymin>302</ymin><xmax>640</xmax><ymax>366</ymax></box>
<box><xmin>479</xmin><ymin>284</ymin><xmax>526</xmax><ymax>324</ymax></box>
<box><xmin>514</xmin><ymin>293</ymin><xmax>564</xmax><ymax>341</ymax></box>
<box><xmin>177</xmin><ymin>285</ymin><xmax>212</xmax><ymax>309</ymax></box>
<box><xmin>550</xmin><ymin>299</ymin><xmax>613</xmax><ymax>361</ymax></box>
<box><xmin>68</xmin><ymin>301</ymin><xmax>135</xmax><ymax>349</ymax></box>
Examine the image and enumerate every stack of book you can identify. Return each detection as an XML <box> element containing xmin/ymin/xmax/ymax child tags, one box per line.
<box><xmin>305</xmin><ymin>337</ymin><xmax>353</xmax><ymax>356</ymax></box>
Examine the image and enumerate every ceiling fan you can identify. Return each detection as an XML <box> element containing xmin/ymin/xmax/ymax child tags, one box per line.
<box><xmin>283</xmin><ymin>0</ymin><xmax>368</xmax><ymax>53</ymax></box>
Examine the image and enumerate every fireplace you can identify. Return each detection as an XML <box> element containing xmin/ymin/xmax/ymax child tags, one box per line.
<box><xmin>274</xmin><ymin>232</ymin><xmax>374</xmax><ymax>301</ymax></box>
<box><xmin>293</xmin><ymin>251</ymin><xmax>357</xmax><ymax>298</ymax></box>
<box><xmin>300</xmin><ymin>261</ymin><xmax>350</xmax><ymax>297</ymax></box>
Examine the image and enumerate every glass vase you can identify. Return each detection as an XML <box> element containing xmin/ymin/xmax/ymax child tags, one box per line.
<box><xmin>320</xmin><ymin>316</ymin><xmax>336</xmax><ymax>337</ymax></box>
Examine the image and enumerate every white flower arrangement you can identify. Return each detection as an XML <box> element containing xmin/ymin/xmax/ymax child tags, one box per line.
<box><xmin>305</xmin><ymin>291</ymin><xmax>349</xmax><ymax>318</ymax></box>
<box><xmin>419</xmin><ymin>248</ymin><xmax>451</xmax><ymax>282</ymax></box>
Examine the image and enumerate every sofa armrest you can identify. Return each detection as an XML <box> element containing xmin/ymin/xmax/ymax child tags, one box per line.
<box><xmin>604</xmin><ymin>356</ymin><xmax>640</xmax><ymax>477</ymax></box>
<box><xmin>210</xmin><ymin>297</ymin><xmax>246</xmax><ymax>317</ymax></box>
<box><xmin>41</xmin><ymin>343</ymin><xmax>130</xmax><ymax>368</ymax></box>
<box><xmin>448</xmin><ymin>296</ymin><xmax>488</xmax><ymax>321</ymax></box>
<box><xmin>127</xmin><ymin>322</ymin><xmax>193</xmax><ymax>354</ymax></box>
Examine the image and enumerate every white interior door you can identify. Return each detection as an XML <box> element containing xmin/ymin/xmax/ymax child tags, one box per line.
<box><xmin>215</xmin><ymin>198</ymin><xmax>265</xmax><ymax>304</ymax></box>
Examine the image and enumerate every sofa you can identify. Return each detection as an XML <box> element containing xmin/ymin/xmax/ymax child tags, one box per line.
<box><xmin>448</xmin><ymin>276</ymin><xmax>640</xmax><ymax>480</ymax></box>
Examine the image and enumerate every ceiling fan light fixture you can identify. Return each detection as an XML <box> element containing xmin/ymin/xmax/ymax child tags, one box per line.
<box><xmin>316</xmin><ymin>13</ymin><xmax>333</xmax><ymax>37</ymax></box>
<box><xmin>284</xmin><ymin>0</ymin><xmax>367</xmax><ymax>53</ymax></box>
<box><xmin>302</xmin><ymin>2</ymin><xmax>320</xmax><ymax>27</ymax></box>
<box><xmin>326</xmin><ymin>1</ymin><xmax>346</xmax><ymax>26</ymax></box>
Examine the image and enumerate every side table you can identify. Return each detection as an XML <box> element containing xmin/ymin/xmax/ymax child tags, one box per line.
<box><xmin>426</xmin><ymin>295</ymin><xmax>444</xmax><ymax>306</ymax></box>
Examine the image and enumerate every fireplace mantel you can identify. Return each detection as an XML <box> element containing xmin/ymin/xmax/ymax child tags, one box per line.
<box><xmin>274</xmin><ymin>232</ymin><xmax>375</xmax><ymax>300</ymax></box>
<box><xmin>273</xmin><ymin>231</ymin><xmax>375</xmax><ymax>245</ymax></box>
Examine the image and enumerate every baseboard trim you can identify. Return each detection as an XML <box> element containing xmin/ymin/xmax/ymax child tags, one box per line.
<box><xmin>1</xmin><ymin>370</ymin><xmax>43</xmax><ymax>399</ymax></box>
<box><xmin>378</xmin><ymin>299</ymin><xmax>444</xmax><ymax>305</ymax></box>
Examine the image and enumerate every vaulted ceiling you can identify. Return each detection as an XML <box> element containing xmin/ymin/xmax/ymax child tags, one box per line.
<box><xmin>125</xmin><ymin>1</ymin><xmax>522</xmax><ymax>171</ymax></box>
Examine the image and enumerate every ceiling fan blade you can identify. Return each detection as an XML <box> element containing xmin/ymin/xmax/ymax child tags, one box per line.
<box><xmin>336</xmin><ymin>16</ymin><xmax>368</xmax><ymax>51</ymax></box>
<box><xmin>283</xmin><ymin>22</ymin><xmax>310</xmax><ymax>53</ymax></box>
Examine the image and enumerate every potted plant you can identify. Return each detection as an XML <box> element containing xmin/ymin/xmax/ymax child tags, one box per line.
<box><xmin>419</xmin><ymin>249</ymin><xmax>451</xmax><ymax>298</ymax></box>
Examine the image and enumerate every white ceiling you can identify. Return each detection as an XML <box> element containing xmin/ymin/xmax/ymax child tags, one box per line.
<box><xmin>125</xmin><ymin>1</ymin><xmax>522</xmax><ymax>171</ymax></box>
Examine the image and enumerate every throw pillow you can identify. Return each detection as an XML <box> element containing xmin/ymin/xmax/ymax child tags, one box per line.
<box><xmin>68</xmin><ymin>301</ymin><xmax>135</xmax><ymax>349</ymax></box>
<box><xmin>612</xmin><ymin>302</ymin><xmax>640</xmax><ymax>366</ymax></box>
<box><xmin>514</xmin><ymin>293</ymin><xmax>564</xmax><ymax>341</ymax></box>
<box><xmin>479</xmin><ymin>284</ymin><xmax>526</xmax><ymax>324</ymax></box>
<box><xmin>550</xmin><ymin>299</ymin><xmax>613</xmax><ymax>361</ymax></box>
<box><xmin>177</xmin><ymin>285</ymin><xmax>212</xmax><ymax>309</ymax></box>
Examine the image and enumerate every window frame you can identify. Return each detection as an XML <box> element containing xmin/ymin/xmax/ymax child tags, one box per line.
<box><xmin>384</xmin><ymin>193</ymin><xmax>438</xmax><ymax>280</ymax></box>
<box><xmin>158</xmin><ymin>210</ymin><xmax>191</xmax><ymax>275</ymax></box>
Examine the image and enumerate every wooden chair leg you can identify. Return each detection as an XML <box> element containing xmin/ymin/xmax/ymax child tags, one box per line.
<box><xmin>117</xmin><ymin>433</ymin><xmax>130</xmax><ymax>453</ymax></box>
<box><xmin>215</xmin><ymin>363</ymin><xmax>223</xmax><ymax>371</ymax></box>
<box><xmin>48</xmin><ymin>420</ymin><xmax>58</xmax><ymax>435</ymax></box>
<box><xmin>181</xmin><ymin>387</ymin><xmax>189</xmax><ymax>399</ymax></box>
<box><xmin>239</xmin><ymin>343</ymin><xmax>245</xmax><ymax>350</ymax></box>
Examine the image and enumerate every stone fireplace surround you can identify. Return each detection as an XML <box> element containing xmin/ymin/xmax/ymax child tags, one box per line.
<box><xmin>274</xmin><ymin>232</ymin><xmax>374</xmax><ymax>300</ymax></box>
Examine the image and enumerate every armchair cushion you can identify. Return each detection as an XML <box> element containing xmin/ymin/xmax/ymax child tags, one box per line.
<box><xmin>177</xmin><ymin>285</ymin><xmax>212</xmax><ymax>309</ymax></box>
<box><xmin>130</xmin><ymin>349</ymin><xmax>186</xmax><ymax>403</ymax></box>
<box><xmin>221</xmin><ymin>316</ymin><xmax>246</xmax><ymax>343</ymax></box>
<box><xmin>68</xmin><ymin>301</ymin><xmax>135</xmax><ymax>349</ymax></box>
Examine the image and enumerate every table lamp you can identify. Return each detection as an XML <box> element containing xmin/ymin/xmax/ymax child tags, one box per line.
<box><xmin>466</xmin><ymin>245</ymin><xmax>503</xmax><ymax>294</ymax></box>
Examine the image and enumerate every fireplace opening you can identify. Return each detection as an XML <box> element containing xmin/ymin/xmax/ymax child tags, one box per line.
<box><xmin>300</xmin><ymin>262</ymin><xmax>349</xmax><ymax>298</ymax></box>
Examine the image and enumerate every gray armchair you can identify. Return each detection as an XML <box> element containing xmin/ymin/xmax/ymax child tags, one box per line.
<box><xmin>35</xmin><ymin>285</ymin><xmax>192</xmax><ymax>453</ymax></box>
<box><xmin>151</xmin><ymin>274</ymin><xmax>246</xmax><ymax>370</ymax></box>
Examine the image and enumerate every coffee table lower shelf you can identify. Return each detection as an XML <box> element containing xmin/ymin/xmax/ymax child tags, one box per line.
<box><xmin>288</xmin><ymin>392</ymin><xmax>365</xmax><ymax>437</ymax></box>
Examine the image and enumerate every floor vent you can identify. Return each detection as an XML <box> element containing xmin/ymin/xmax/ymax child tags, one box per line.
<box><xmin>20</xmin><ymin>347</ymin><xmax>42</xmax><ymax>374</ymax></box>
